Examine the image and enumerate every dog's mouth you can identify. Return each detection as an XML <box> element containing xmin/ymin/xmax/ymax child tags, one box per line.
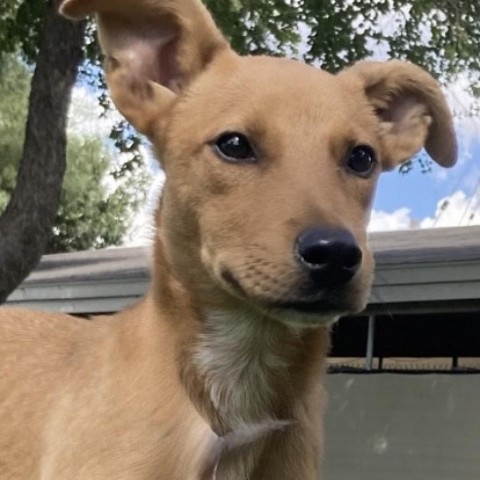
<box><xmin>220</xmin><ymin>268</ymin><xmax>247</xmax><ymax>297</ymax></box>
<box><xmin>272</xmin><ymin>299</ymin><xmax>341</xmax><ymax>314</ymax></box>
<box><xmin>219</xmin><ymin>266</ymin><xmax>354</xmax><ymax>319</ymax></box>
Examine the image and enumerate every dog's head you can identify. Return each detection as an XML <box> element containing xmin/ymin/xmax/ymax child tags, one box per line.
<box><xmin>60</xmin><ymin>0</ymin><xmax>457</xmax><ymax>327</ymax></box>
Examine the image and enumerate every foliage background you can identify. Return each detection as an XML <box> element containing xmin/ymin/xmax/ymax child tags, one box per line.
<box><xmin>0</xmin><ymin>55</ymin><xmax>149</xmax><ymax>253</ymax></box>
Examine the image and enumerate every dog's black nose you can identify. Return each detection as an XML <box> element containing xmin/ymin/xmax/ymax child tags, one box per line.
<box><xmin>295</xmin><ymin>228</ymin><xmax>362</xmax><ymax>288</ymax></box>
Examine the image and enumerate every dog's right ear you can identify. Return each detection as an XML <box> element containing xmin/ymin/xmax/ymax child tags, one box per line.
<box><xmin>59</xmin><ymin>0</ymin><xmax>229</xmax><ymax>136</ymax></box>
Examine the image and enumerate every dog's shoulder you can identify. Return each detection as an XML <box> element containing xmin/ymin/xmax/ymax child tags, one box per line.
<box><xmin>0</xmin><ymin>307</ymin><xmax>86</xmax><ymax>340</ymax></box>
<box><xmin>0</xmin><ymin>307</ymin><xmax>98</xmax><ymax>376</ymax></box>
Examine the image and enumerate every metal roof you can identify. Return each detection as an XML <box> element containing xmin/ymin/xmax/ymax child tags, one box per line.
<box><xmin>368</xmin><ymin>226</ymin><xmax>480</xmax><ymax>314</ymax></box>
<box><xmin>7</xmin><ymin>247</ymin><xmax>151</xmax><ymax>314</ymax></box>
<box><xmin>6</xmin><ymin>226</ymin><xmax>480</xmax><ymax>315</ymax></box>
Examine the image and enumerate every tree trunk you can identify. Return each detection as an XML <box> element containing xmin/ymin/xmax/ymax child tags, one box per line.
<box><xmin>0</xmin><ymin>1</ymin><xmax>85</xmax><ymax>303</ymax></box>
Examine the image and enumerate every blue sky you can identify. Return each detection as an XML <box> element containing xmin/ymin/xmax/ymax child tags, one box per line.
<box><xmin>370</xmin><ymin>124</ymin><xmax>480</xmax><ymax>230</ymax></box>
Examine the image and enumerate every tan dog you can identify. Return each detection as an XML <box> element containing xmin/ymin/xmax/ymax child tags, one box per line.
<box><xmin>0</xmin><ymin>1</ymin><xmax>457</xmax><ymax>478</ymax></box>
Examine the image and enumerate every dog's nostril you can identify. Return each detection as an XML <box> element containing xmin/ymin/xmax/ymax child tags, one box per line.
<box><xmin>298</xmin><ymin>243</ymin><xmax>330</xmax><ymax>267</ymax></box>
<box><xmin>295</xmin><ymin>228</ymin><xmax>362</xmax><ymax>287</ymax></box>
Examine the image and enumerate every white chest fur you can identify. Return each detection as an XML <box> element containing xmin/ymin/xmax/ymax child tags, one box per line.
<box><xmin>193</xmin><ymin>309</ymin><xmax>291</xmax><ymax>426</ymax></box>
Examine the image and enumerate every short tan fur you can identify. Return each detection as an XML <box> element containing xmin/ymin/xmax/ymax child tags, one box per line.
<box><xmin>0</xmin><ymin>1</ymin><xmax>457</xmax><ymax>478</ymax></box>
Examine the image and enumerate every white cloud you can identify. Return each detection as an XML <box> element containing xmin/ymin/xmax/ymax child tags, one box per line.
<box><xmin>420</xmin><ymin>190</ymin><xmax>480</xmax><ymax>228</ymax></box>
<box><xmin>369</xmin><ymin>189</ymin><xmax>480</xmax><ymax>232</ymax></box>
<box><xmin>368</xmin><ymin>207</ymin><xmax>415</xmax><ymax>232</ymax></box>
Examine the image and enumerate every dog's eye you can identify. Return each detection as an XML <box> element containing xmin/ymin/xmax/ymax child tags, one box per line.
<box><xmin>346</xmin><ymin>145</ymin><xmax>376</xmax><ymax>177</ymax></box>
<box><xmin>214</xmin><ymin>133</ymin><xmax>256</xmax><ymax>163</ymax></box>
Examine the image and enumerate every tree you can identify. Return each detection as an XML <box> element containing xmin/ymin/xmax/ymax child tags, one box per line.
<box><xmin>0</xmin><ymin>56</ymin><xmax>149</xmax><ymax>254</ymax></box>
<box><xmin>0</xmin><ymin>0</ymin><xmax>478</xmax><ymax>301</ymax></box>
<box><xmin>49</xmin><ymin>136</ymin><xmax>149</xmax><ymax>253</ymax></box>
<box><xmin>0</xmin><ymin>1</ymin><xmax>84</xmax><ymax>302</ymax></box>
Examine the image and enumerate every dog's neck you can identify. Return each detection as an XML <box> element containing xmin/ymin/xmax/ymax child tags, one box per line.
<box><xmin>150</xmin><ymin>230</ymin><xmax>329</xmax><ymax>436</ymax></box>
<box><xmin>152</xmin><ymin>226</ymin><xmax>329</xmax><ymax>435</ymax></box>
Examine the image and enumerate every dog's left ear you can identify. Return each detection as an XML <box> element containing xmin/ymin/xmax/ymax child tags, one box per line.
<box><xmin>339</xmin><ymin>60</ymin><xmax>457</xmax><ymax>170</ymax></box>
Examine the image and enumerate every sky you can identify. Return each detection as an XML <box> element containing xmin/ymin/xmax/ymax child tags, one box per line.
<box><xmin>370</xmin><ymin>111</ymin><xmax>480</xmax><ymax>231</ymax></box>
<box><xmin>363</xmin><ymin>10</ymin><xmax>480</xmax><ymax>232</ymax></box>
<box><xmin>371</xmin><ymin>145</ymin><xmax>480</xmax><ymax>231</ymax></box>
